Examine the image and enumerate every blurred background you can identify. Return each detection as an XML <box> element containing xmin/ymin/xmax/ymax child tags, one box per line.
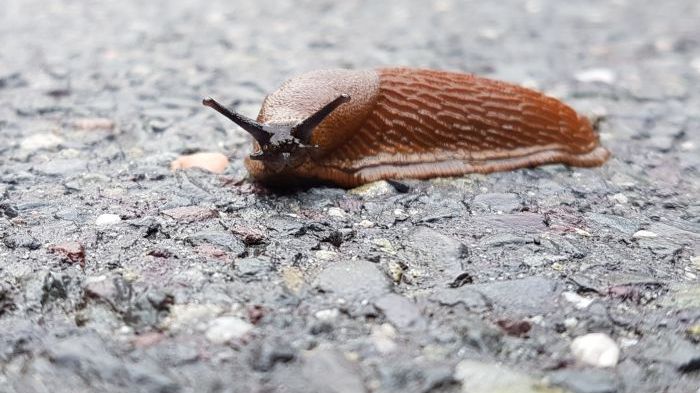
<box><xmin>2</xmin><ymin>0</ymin><xmax>698</xmax><ymax>163</ymax></box>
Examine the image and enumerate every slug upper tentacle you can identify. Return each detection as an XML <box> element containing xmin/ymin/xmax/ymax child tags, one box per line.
<box><xmin>204</xmin><ymin>68</ymin><xmax>609</xmax><ymax>188</ymax></box>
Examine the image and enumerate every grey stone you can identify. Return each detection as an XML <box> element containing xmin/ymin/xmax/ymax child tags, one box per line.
<box><xmin>301</xmin><ymin>348</ymin><xmax>367</xmax><ymax>393</ymax></box>
<box><xmin>454</xmin><ymin>359</ymin><xmax>555</xmax><ymax>393</ymax></box>
<box><xmin>185</xmin><ymin>231</ymin><xmax>245</xmax><ymax>256</ymax></box>
<box><xmin>406</xmin><ymin>226</ymin><xmax>468</xmax><ymax>278</ymax></box>
<box><xmin>374</xmin><ymin>293</ymin><xmax>425</xmax><ymax>330</ymax></box>
<box><xmin>430</xmin><ymin>287</ymin><xmax>490</xmax><ymax>311</ymax></box>
<box><xmin>472</xmin><ymin>192</ymin><xmax>521</xmax><ymax>213</ymax></box>
<box><xmin>249</xmin><ymin>338</ymin><xmax>296</xmax><ymax>371</ymax></box>
<box><xmin>548</xmin><ymin>369</ymin><xmax>618</xmax><ymax>393</ymax></box>
<box><xmin>640</xmin><ymin>336</ymin><xmax>700</xmax><ymax>372</ymax></box>
<box><xmin>236</xmin><ymin>257</ymin><xmax>272</xmax><ymax>277</ymax></box>
<box><xmin>470</xmin><ymin>277</ymin><xmax>560</xmax><ymax>315</ymax></box>
<box><xmin>480</xmin><ymin>233</ymin><xmax>532</xmax><ymax>247</ymax></box>
<box><xmin>585</xmin><ymin>213</ymin><xmax>639</xmax><ymax>235</ymax></box>
<box><xmin>46</xmin><ymin>334</ymin><xmax>178</xmax><ymax>391</ymax></box>
<box><xmin>314</xmin><ymin>260</ymin><xmax>390</xmax><ymax>300</ymax></box>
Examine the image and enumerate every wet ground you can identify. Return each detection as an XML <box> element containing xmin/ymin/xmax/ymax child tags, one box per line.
<box><xmin>1</xmin><ymin>0</ymin><xmax>699</xmax><ymax>392</ymax></box>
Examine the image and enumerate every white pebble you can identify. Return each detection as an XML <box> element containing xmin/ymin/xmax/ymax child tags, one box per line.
<box><xmin>20</xmin><ymin>133</ymin><xmax>64</xmax><ymax>150</ymax></box>
<box><xmin>564</xmin><ymin>317</ymin><xmax>578</xmax><ymax>329</ymax></box>
<box><xmin>562</xmin><ymin>292</ymin><xmax>594</xmax><ymax>309</ymax></box>
<box><xmin>371</xmin><ymin>323</ymin><xmax>397</xmax><ymax>354</ymax></box>
<box><xmin>95</xmin><ymin>213</ymin><xmax>121</xmax><ymax>226</ymax></box>
<box><xmin>633</xmin><ymin>230</ymin><xmax>658</xmax><ymax>239</ymax></box>
<box><xmin>357</xmin><ymin>219</ymin><xmax>375</xmax><ymax>228</ymax></box>
<box><xmin>315</xmin><ymin>250</ymin><xmax>338</xmax><ymax>261</ymax></box>
<box><xmin>691</xmin><ymin>256</ymin><xmax>700</xmax><ymax>271</ymax></box>
<box><xmin>205</xmin><ymin>316</ymin><xmax>253</xmax><ymax>344</ymax></box>
<box><xmin>575</xmin><ymin>68</ymin><xmax>616</xmax><ymax>84</ymax></box>
<box><xmin>691</xmin><ymin>57</ymin><xmax>700</xmax><ymax>74</ymax></box>
<box><xmin>571</xmin><ymin>333</ymin><xmax>620</xmax><ymax>367</ymax></box>
<box><xmin>314</xmin><ymin>308</ymin><xmax>340</xmax><ymax>321</ymax></box>
<box><xmin>327</xmin><ymin>207</ymin><xmax>347</xmax><ymax>219</ymax></box>
<box><xmin>609</xmin><ymin>193</ymin><xmax>628</xmax><ymax>204</ymax></box>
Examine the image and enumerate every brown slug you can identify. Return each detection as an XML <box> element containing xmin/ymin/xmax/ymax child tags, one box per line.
<box><xmin>203</xmin><ymin>68</ymin><xmax>609</xmax><ymax>188</ymax></box>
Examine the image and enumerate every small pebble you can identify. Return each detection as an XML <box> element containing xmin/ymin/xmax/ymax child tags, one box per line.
<box><xmin>575</xmin><ymin>68</ymin><xmax>616</xmax><ymax>84</ymax></box>
<box><xmin>371</xmin><ymin>323</ymin><xmax>398</xmax><ymax>354</ymax></box>
<box><xmin>327</xmin><ymin>207</ymin><xmax>348</xmax><ymax>219</ymax></box>
<box><xmin>161</xmin><ymin>206</ymin><xmax>219</xmax><ymax>222</ymax></box>
<box><xmin>315</xmin><ymin>250</ymin><xmax>338</xmax><ymax>261</ymax></box>
<box><xmin>171</xmin><ymin>152</ymin><xmax>229</xmax><ymax>174</ymax></box>
<box><xmin>205</xmin><ymin>316</ymin><xmax>253</xmax><ymax>344</ymax></box>
<box><xmin>73</xmin><ymin>117</ymin><xmax>115</xmax><ymax>130</ymax></box>
<box><xmin>633</xmin><ymin>230</ymin><xmax>658</xmax><ymax>239</ymax></box>
<box><xmin>314</xmin><ymin>308</ymin><xmax>340</xmax><ymax>321</ymax></box>
<box><xmin>564</xmin><ymin>317</ymin><xmax>578</xmax><ymax>329</ymax></box>
<box><xmin>48</xmin><ymin>241</ymin><xmax>86</xmax><ymax>266</ymax></box>
<box><xmin>609</xmin><ymin>193</ymin><xmax>628</xmax><ymax>204</ymax></box>
<box><xmin>357</xmin><ymin>219</ymin><xmax>375</xmax><ymax>228</ymax></box>
<box><xmin>691</xmin><ymin>57</ymin><xmax>700</xmax><ymax>74</ymax></box>
<box><xmin>562</xmin><ymin>292</ymin><xmax>594</xmax><ymax>309</ymax></box>
<box><xmin>349</xmin><ymin>180</ymin><xmax>393</xmax><ymax>198</ymax></box>
<box><xmin>691</xmin><ymin>256</ymin><xmax>700</xmax><ymax>271</ymax></box>
<box><xmin>571</xmin><ymin>333</ymin><xmax>620</xmax><ymax>367</ymax></box>
<box><xmin>20</xmin><ymin>133</ymin><xmax>64</xmax><ymax>150</ymax></box>
<box><xmin>95</xmin><ymin>213</ymin><xmax>121</xmax><ymax>226</ymax></box>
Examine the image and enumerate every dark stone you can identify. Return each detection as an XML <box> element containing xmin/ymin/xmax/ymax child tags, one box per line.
<box><xmin>265</xmin><ymin>215</ymin><xmax>306</xmax><ymax>236</ymax></box>
<box><xmin>42</xmin><ymin>272</ymin><xmax>71</xmax><ymax>305</ymax></box>
<box><xmin>496</xmin><ymin>319</ymin><xmax>532</xmax><ymax>337</ymax></box>
<box><xmin>161</xmin><ymin>206</ymin><xmax>219</xmax><ymax>222</ymax></box>
<box><xmin>0</xmin><ymin>202</ymin><xmax>19</xmax><ymax>218</ymax></box>
<box><xmin>84</xmin><ymin>275</ymin><xmax>132</xmax><ymax>311</ymax></box>
<box><xmin>185</xmin><ymin>231</ymin><xmax>245</xmax><ymax>256</ymax></box>
<box><xmin>3</xmin><ymin>233</ymin><xmax>40</xmax><ymax>250</ymax></box>
<box><xmin>249</xmin><ymin>338</ymin><xmax>296</xmax><ymax>371</ymax></box>
<box><xmin>48</xmin><ymin>242</ymin><xmax>86</xmax><ymax>266</ymax></box>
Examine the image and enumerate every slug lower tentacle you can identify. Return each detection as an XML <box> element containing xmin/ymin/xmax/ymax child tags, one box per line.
<box><xmin>204</xmin><ymin>68</ymin><xmax>610</xmax><ymax>188</ymax></box>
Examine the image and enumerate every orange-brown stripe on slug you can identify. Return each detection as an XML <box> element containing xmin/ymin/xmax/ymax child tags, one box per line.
<box><xmin>205</xmin><ymin>68</ymin><xmax>609</xmax><ymax>188</ymax></box>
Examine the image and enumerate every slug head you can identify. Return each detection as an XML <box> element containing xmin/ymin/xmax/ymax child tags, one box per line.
<box><xmin>203</xmin><ymin>95</ymin><xmax>350</xmax><ymax>170</ymax></box>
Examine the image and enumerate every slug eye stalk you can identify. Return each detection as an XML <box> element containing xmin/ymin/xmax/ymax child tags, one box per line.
<box><xmin>203</xmin><ymin>97</ymin><xmax>273</xmax><ymax>146</ymax></box>
<box><xmin>204</xmin><ymin>94</ymin><xmax>351</xmax><ymax>148</ymax></box>
<box><xmin>291</xmin><ymin>94</ymin><xmax>351</xmax><ymax>144</ymax></box>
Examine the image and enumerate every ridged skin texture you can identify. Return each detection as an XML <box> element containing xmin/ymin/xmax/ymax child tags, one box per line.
<box><xmin>245</xmin><ymin>68</ymin><xmax>609</xmax><ymax>188</ymax></box>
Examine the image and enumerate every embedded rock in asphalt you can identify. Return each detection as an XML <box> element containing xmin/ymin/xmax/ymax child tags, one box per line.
<box><xmin>470</xmin><ymin>277</ymin><xmax>560</xmax><ymax>316</ymax></box>
<box><xmin>454</xmin><ymin>359</ymin><xmax>560</xmax><ymax>393</ymax></box>
<box><xmin>548</xmin><ymin>369</ymin><xmax>618</xmax><ymax>393</ymax></box>
<box><xmin>373</xmin><ymin>293</ymin><xmax>426</xmax><ymax>330</ymax></box>
<box><xmin>314</xmin><ymin>260</ymin><xmax>391</xmax><ymax>300</ymax></box>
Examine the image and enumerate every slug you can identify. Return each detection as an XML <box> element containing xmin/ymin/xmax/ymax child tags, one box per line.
<box><xmin>203</xmin><ymin>68</ymin><xmax>609</xmax><ymax>188</ymax></box>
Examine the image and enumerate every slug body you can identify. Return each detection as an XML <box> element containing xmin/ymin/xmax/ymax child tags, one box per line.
<box><xmin>204</xmin><ymin>68</ymin><xmax>609</xmax><ymax>188</ymax></box>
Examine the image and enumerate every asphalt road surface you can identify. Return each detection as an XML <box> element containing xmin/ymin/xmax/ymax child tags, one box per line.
<box><xmin>0</xmin><ymin>1</ymin><xmax>699</xmax><ymax>392</ymax></box>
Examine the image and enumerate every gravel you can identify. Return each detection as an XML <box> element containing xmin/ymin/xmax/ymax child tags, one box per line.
<box><xmin>1</xmin><ymin>0</ymin><xmax>699</xmax><ymax>392</ymax></box>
